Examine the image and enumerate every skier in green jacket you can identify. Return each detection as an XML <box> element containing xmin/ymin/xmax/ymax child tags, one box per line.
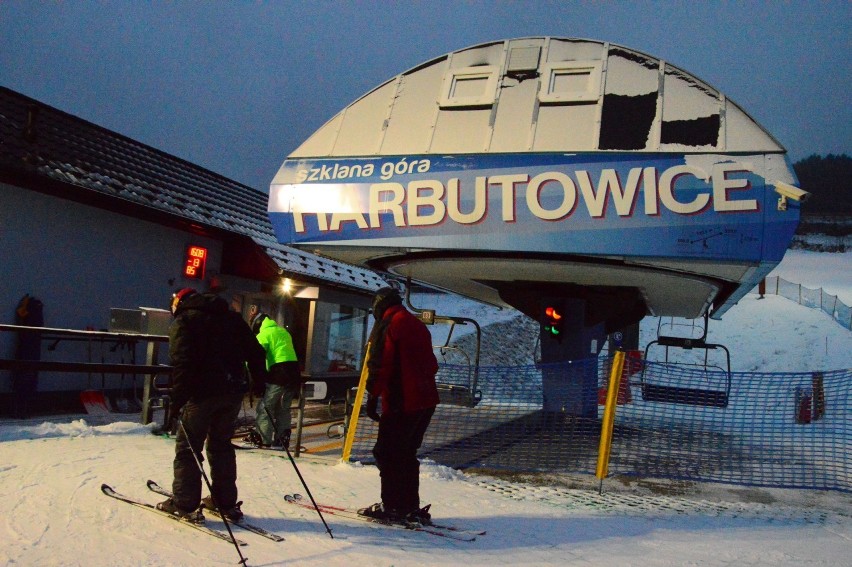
<box><xmin>245</xmin><ymin>312</ymin><xmax>301</xmax><ymax>448</ymax></box>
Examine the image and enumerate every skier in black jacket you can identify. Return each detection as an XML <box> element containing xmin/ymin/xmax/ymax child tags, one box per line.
<box><xmin>157</xmin><ymin>288</ymin><xmax>267</xmax><ymax>523</ymax></box>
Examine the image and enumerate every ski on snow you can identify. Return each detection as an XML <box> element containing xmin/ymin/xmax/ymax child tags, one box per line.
<box><xmin>146</xmin><ymin>480</ymin><xmax>285</xmax><ymax>542</ymax></box>
<box><xmin>282</xmin><ymin>493</ymin><xmax>483</xmax><ymax>541</ymax></box>
<box><xmin>231</xmin><ymin>443</ymin><xmax>287</xmax><ymax>453</ymax></box>
<box><xmin>100</xmin><ymin>484</ymin><xmax>247</xmax><ymax>546</ymax></box>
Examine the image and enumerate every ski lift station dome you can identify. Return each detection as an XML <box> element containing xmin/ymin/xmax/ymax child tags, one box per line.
<box><xmin>268</xmin><ymin>37</ymin><xmax>805</xmax><ymax>331</ymax></box>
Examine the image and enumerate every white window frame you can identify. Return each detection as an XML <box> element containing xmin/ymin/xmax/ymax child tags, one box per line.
<box><xmin>538</xmin><ymin>60</ymin><xmax>603</xmax><ymax>104</ymax></box>
<box><xmin>439</xmin><ymin>65</ymin><xmax>500</xmax><ymax>108</ymax></box>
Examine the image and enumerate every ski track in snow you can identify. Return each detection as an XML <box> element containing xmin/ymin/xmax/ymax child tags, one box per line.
<box><xmin>473</xmin><ymin>477</ymin><xmax>847</xmax><ymax>526</ymax></box>
<box><xmin>0</xmin><ymin>428</ymin><xmax>849</xmax><ymax>566</ymax></box>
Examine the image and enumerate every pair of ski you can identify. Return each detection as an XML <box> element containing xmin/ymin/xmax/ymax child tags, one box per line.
<box><xmin>283</xmin><ymin>493</ymin><xmax>484</xmax><ymax>542</ymax></box>
<box><xmin>232</xmin><ymin>442</ymin><xmax>286</xmax><ymax>452</ymax></box>
<box><xmin>101</xmin><ymin>481</ymin><xmax>284</xmax><ymax>544</ymax></box>
<box><xmin>103</xmin><ymin>481</ymin><xmax>483</xmax><ymax>543</ymax></box>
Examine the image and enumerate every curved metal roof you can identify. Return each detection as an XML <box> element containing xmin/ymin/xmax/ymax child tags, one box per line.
<box><xmin>284</xmin><ymin>37</ymin><xmax>784</xmax><ymax>162</ymax></box>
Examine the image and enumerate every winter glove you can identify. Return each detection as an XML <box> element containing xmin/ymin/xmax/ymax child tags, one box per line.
<box><xmin>365</xmin><ymin>395</ymin><xmax>381</xmax><ymax>422</ymax></box>
<box><xmin>166</xmin><ymin>401</ymin><xmax>185</xmax><ymax>435</ymax></box>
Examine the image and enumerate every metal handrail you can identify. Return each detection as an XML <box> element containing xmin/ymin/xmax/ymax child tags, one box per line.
<box><xmin>1</xmin><ymin>323</ymin><xmax>171</xmax><ymax>425</ymax></box>
<box><xmin>0</xmin><ymin>359</ymin><xmax>171</xmax><ymax>374</ymax></box>
<box><xmin>0</xmin><ymin>323</ymin><xmax>169</xmax><ymax>342</ymax></box>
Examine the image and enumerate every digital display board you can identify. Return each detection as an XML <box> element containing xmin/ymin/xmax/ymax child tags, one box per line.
<box><xmin>183</xmin><ymin>245</ymin><xmax>207</xmax><ymax>279</ymax></box>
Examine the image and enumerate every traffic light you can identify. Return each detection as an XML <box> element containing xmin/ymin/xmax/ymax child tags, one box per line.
<box><xmin>543</xmin><ymin>303</ymin><xmax>564</xmax><ymax>341</ymax></box>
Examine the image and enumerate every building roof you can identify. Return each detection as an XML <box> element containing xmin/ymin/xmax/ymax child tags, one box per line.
<box><xmin>289</xmin><ymin>37</ymin><xmax>783</xmax><ymax>159</ymax></box>
<box><xmin>0</xmin><ymin>86</ymin><xmax>385</xmax><ymax>293</ymax></box>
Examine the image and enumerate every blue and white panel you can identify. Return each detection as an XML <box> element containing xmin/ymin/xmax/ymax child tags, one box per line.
<box><xmin>270</xmin><ymin>152</ymin><xmax>800</xmax><ymax>263</ymax></box>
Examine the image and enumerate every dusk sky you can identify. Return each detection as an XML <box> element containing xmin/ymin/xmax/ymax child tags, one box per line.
<box><xmin>1</xmin><ymin>1</ymin><xmax>849</xmax><ymax>193</ymax></box>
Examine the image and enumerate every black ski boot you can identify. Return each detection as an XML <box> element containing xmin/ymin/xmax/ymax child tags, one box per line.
<box><xmin>156</xmin><ymin>498</ymin><xmax>205</xmax><ymax>524</ymax></box>
<box><xmin>201</xmin><ymin>496</ymin><xmax>244</xmax><ymax>522</ymax></box>
<box><xmin>405</xmin><ymin>504</ymin><xmax>433</xmax><ymax>526</ymax></box>
<box><xmin>272</xmin><ymin>429</ymin><xmax>291</xmax><ymax>450</ymax></box>
<box><xmin>241</xmin><ymin>428</ymin><xmax>268</xmax><ymax>448</ymax></box>
<box><xmin>357</xmin><ymin>502</ymin><xmax>403</xmax><ymax>523</ymax></box>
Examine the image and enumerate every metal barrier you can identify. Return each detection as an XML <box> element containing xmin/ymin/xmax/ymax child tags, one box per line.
<box><xmin>0</xmin><ymin>324</ymin><xmax>171</xmax><ymax>425</ymax></box>
<box><xmin>763</xmin><ymin>276</ymin><xmax>852</xmax><ymax>330</ymax></box>
<box><xmin>0</xmin><ymin>325</ymin><xmax>321</xmax><ymax>447</ymax></box>
<box><xmin>345</xmin><ymin>358</ymin><xmax>852</xmax><ymax>493</ymax></box>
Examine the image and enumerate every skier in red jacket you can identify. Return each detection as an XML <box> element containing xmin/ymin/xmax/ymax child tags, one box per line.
<box><xmin>358</xmin><ymin>287</ymin><xmax>439</xmax><ymax>525</ymax></box>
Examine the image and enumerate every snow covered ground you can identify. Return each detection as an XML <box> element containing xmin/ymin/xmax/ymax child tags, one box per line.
<box><xmin>0</xmin><ymin>249</ymin><xmax>850</xmax><ymax>566</ymax></box>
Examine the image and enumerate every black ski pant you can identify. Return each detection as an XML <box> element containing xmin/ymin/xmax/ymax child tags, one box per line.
<box><xmin>372</xmin><ymin>406</ymin><xmax>435</xmax><ymax>514</ymax></box>
<box><xmin>171</xmin><ymin>392</ymin><xmax>243</xmax><ymax>512</ymax></box>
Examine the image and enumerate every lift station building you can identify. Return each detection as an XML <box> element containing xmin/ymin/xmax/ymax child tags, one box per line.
<box><xmin>267</xmin><ymin>37</ymin><xmax>805</xmax><ymax>416</ymax></box>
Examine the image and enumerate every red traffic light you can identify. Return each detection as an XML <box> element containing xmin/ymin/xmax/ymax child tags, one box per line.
<box><xmin>544</xmin><ymin>305</ymin><xmax>563</xmax><ymax>337</ymax></box>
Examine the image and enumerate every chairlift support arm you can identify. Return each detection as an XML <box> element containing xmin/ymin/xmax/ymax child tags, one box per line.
<box><xmin>402</xmin><ymin>278</ymin><xmax>482</xmax><ymax>407</ymax></box>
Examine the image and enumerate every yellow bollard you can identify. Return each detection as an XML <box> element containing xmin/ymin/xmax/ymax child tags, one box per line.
<box><xmin>596</xmin><ymin>350</ymin><xmax>626</xmax><ymax>482</ymax></box>
<box><xmin>341</xmin><ymin>345</ymin><xmax>370</xmax><ymax>462</ymax></box>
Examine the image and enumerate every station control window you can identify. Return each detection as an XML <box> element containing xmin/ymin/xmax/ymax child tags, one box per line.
<box><xmin>538</xmin><ymin>60</ymin><xmax>602</xmax><ymax>104</ymax></box>
<box><xmin>308</xmin><ymin>301</ymin><xmax>370</xmax><ymax>375</ymax></box>
<box><xmin>232</xmin><ymin>287</ymin><xmax>371</xmax><ymax>401</ymax></box>
<box><xmin>439</xmin><ymin>65</ymin><xmax>500</xmax><ymax>108</ymax></box>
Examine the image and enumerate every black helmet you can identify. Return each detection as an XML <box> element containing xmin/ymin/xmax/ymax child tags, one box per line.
<box><xmin>372</xmin><ymin>287</ymin><xmax>402</xmax><ymax>320</ymax></box>
<box><xmin>171</xmin><ymin>287</ymin><xmax>197</xmax><ymax>315</ymax></box>
<box><xmin>250</xmin><ymin>312</ymin><xmax>268</xmax><ymax>334</ymax></box>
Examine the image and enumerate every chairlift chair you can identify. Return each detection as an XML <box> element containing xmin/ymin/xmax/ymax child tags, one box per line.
<box><xmin>640</xmin><ymin>313</ymin><xmax>732</xmax><ymax>408</ymax></box>
<box><xmin>431</xmin><ymin>318</ymin><xmax>483</xmax><ymax>408</ymax></box>
<box><xmin>403</xmin><ymin>282</ymin><xmax>482</xmax><ymax>408</ymax></box>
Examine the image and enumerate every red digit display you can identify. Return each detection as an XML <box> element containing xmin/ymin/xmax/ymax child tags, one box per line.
<box><xmin>183</xmin><ymin>246</ymin><xmax>207</xmax><ymax>279</ymax></box>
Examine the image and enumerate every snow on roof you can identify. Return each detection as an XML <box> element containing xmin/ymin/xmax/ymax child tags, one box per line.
<box><xmin>0</xmin><ymin>86</ymin><xmax>384</xmax><ymax>293</ymax></box>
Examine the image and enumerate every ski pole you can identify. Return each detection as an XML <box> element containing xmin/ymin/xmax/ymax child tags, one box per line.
<box><xmin>178</xmin><ymin>418</ymin><xmax>248</xmax><ymax>565</ymax></box>
<box><xmin>261</xmin><ymin>402</ymin><xmax>334</xmax><ymax>539</ymax></box>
